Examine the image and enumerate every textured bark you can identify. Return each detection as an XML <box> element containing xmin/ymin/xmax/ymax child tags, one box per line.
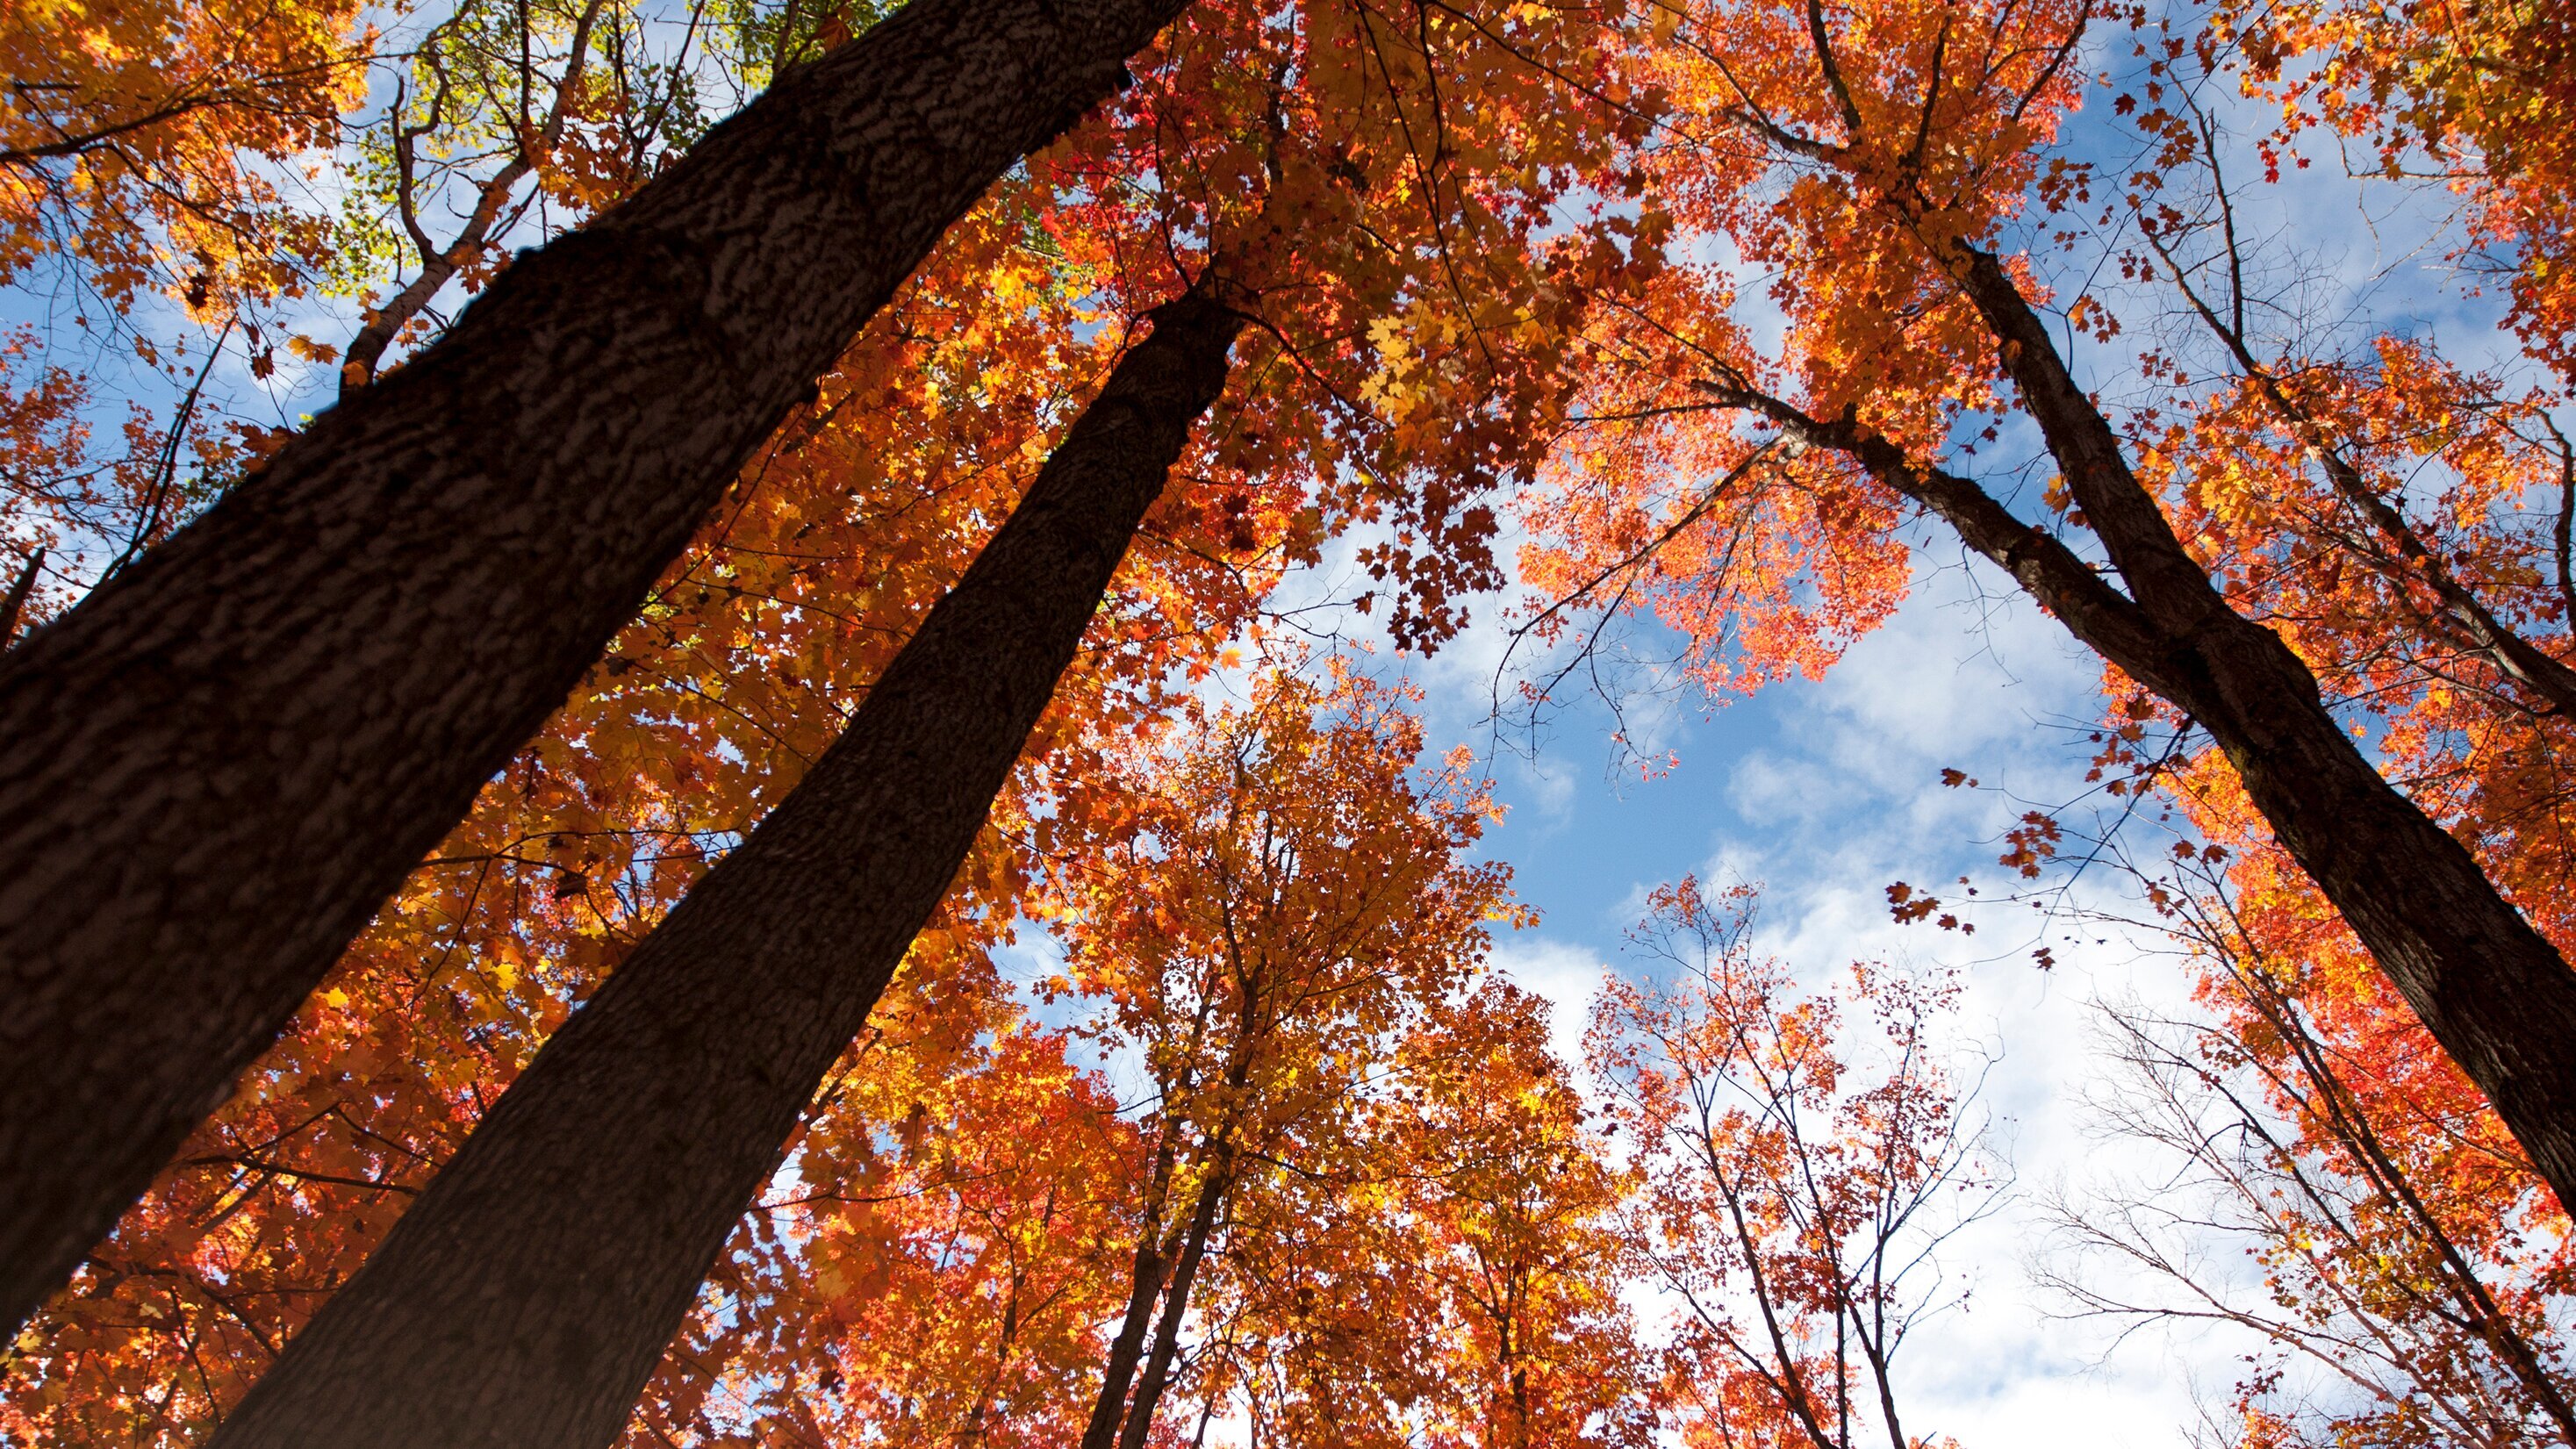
<box><xmin>0</xmin><ymin>0</ymin><xmax>1193</xmax><ymax>1334</ymax></box>
<box><xmin>1951</xmin><ymin>244</ymin><xmax>2576</xmax><ymax>1214</ymax></box>
<box><xmin>200</xmin><ymin>281</ymin><xmax>1245</xmax><ymax>1449</ymax></box>
<box><xmin>1728</xmin><ymin>246</ymin><xmax>2576</xmax><ymax>1215</ymax></box>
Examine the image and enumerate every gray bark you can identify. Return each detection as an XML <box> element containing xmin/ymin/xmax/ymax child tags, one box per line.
<box><xmin>200</xmin><ymin>279</ymin><xmax>1245</xmax><ymax>1449</ymax></box>
<box><xmin>0</xmin><ymin>0</ymin><xmax>1192</xmax><ymax>1334</ymax></box>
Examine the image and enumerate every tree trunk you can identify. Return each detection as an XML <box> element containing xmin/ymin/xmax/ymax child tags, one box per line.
<box><xmin>1086</xmin><ymin>1029</ymin><xmax>1253</xmax><ymax>1449</ymax></box>
<box><xmin>0</xmin><ymin>0</ymin><xmax>1193</xmax><ymax>1334</ymax></box>
<box><xmin>1080</xmin><ymin>1142</ymin><xmax>1185</xmax><ymax>1449</ymax></box>
<box><xmin>196</xmin><ymin>279</ymin><xmax>1247</xmax><ymax>1449</ymax></box>
<box><xmin>1720</xmin><ymin>243</ymin><xmax>2576</xmax><ymax>1216</ymax></box>
<box><xmin>0</xmin><ymin>544</ymin><xmax>41</xmax><ymax>648</ymax></box>
<box><xmin>1945</xmin><ymin>243</ymin><xmax>2576</xmax><ymax>1218</ymax></box>
<box><xmin>1115</xmin><ymin>1166</ymin><xmax>1230</xmax><ymax>1449</ymax></box>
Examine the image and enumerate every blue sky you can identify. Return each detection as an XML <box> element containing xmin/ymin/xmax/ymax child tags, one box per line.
<box><xmin>1273</xmin><ymin>31</ymin><xmax>2554</xmax><ymax>1434</ymax></box>
<box><xmin>1016</xmin><ymin>506</ymin><xmax>2250</xmax><ymax>1440</ymax></box>
<box><xmin>1444</xmin><ymin>348</ymin><xmax>2209</xmax><ymax>1448</ymax></box>
<box><xmin>1431</xmin><ymin>542</ymin><xmax>2211</xmax><ymax>1446</ymax></box>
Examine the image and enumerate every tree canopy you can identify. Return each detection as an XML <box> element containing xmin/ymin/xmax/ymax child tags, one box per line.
<box><xmin>4</xmin><ymin>0</ymin><xmax>2575</xmax><ymax>1442</ymax></box>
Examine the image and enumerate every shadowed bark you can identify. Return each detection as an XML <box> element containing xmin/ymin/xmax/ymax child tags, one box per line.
<box><xmin>200</xmin><ymin>278</ymin><xmax>1246</xmax><ymax>1449</ymax></box>
<box><xmin>1081</xmin><ymin>1140</ymin><xmax>1235</xmax><ymax>1449</ymax></box>
<box><xmin>0</xmin><ymin>0</ymin><xmax>1195</xmax><ymax>1334</ymax></box>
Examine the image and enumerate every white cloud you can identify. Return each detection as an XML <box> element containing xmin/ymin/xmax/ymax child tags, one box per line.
<box><xmin>1452</xmin><ymin>542</ymin><xmax>2251</xmax><ymax>1447</ymax></box>
<box><xmin>1484</xmin><ymin>934</ymin><xmax>1615</xmax><ymax>1073</ymax></box>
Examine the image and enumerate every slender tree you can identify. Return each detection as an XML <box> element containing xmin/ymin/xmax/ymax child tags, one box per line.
<box><xmin>1059</xmin><ymin>664</ymin><xmax>1515</xmax><ymax>1449</ymax></box>
<box><xmin>199</xmin><ymin>273</ymin><xmax>1245</xmax><ymax>1449</ymax></box>
<box><xmin>2054</xmin><ymin>990</ymin><xmax>2576</xmax><ymax>1445</ymax></box>
<box><xmin>1203</xmin><ymin>981</ymin><xmax>1653</xmax><ymax>1449</ymax></box>
<box><xmin>0</xmin><ymin>0</ymin><xmax>1195</xmax><ymax>1334</ymax></box>
<box><xmin>1591</xmin><ymin>879</ymin><xmax>1999</xmax><ymax>1449</ymax></box>
<box><xmin>1692</xmin><ymin>242</ymin><xmax>2576</xmax><ymax>1214</ymax></box>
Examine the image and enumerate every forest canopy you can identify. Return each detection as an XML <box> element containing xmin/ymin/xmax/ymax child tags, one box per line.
<box><xmin>2</xmin><ymin>0</ymin><xmax>2573</xmax><ymax>1443</ymax></box>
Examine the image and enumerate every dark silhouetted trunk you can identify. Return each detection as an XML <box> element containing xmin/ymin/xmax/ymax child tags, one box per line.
<box><xmin>0</xmin><ymin>544</ymin><xmax>40</xmax><ymax>649</ymax></box>
<box><xmin>1948</xmin><ymin>244</ymin><xmax>2576</xmax><ymax>1218</ymax></box>
<box><xmin>1115</xmin><ymin>1166</ymin><xmax>1227</xmax><ymax>1449</ymax></box>
<box><xmin>200</xmin><ymin>280</ymin><xmax>1246</xmax><ymax>1449</ymax></box>
<box><xmin>0</xmin><ymin>0</ymin><xmax>1194</xmax><ymax>1333</ymax></box>
<box><xmin>1081</xmin><ymin>1139</ymin><xmax>1186</xmax><ymax>1449</ymax></box>
<box><xmin>1086</xmin><ymin>1031</ymin><xmax>1254</xmax><ymax>1449</ymax></box>
<box><xmin>1714</xmin><ymin>243</ymin><xmax>2576</xmax><ymax>1216</ymax></box>
<box><xmin>1081</xmin><ymin>1156</ymin><xmax>1228</xmax><ymax>1449</ymax></box>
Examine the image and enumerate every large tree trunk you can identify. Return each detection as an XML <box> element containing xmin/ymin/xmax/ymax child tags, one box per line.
<box><xmin>0</xmin><ymin>0</ymin><xmax>1193</xmax><ymax>1334</ymax></box>
<box><xmin>200</xmin><ymin>280</ymin><xmax>1247</xmax><ymax>1449</ymax></box>
<box><xmin>1716</xmin><ymin>245</ymin><xmax>2576</xmax><ymax>1216</ymax></box>
<box><xmin>1947</xmin><ymin>245</ymin><xmax>2576</xmax><ymax>1217</ymax></box>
